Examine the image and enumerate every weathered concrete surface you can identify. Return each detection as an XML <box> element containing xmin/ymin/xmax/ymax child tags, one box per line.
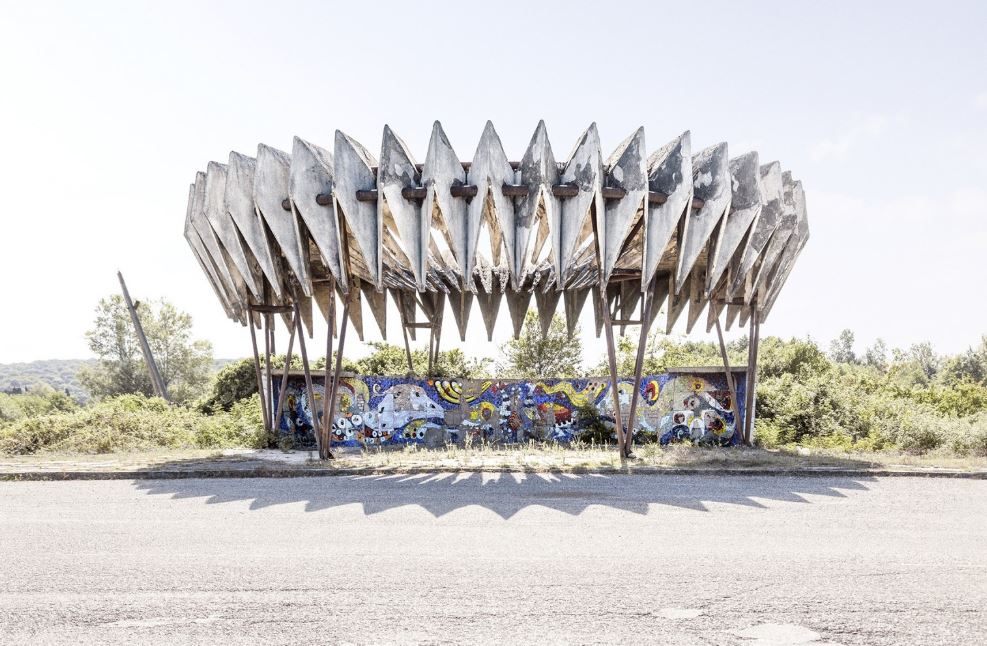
<box><xmin>289</xmin><ymin>137</ymin><xmax>345</xmax><ymax>293</ymax></box>
<box><xmin>0</xmin><ymin>476</ymin><xmax>983</xmax><ymax>645</ymax></box>
<box><xmin>601</xmin><ymin>127</ymin><xmax>647</xmax><ymax>283</ymax></box>
<box><xmin>559</xmin><ymin>123</ymin><xmax>603</xmax><ymax>284</ymax></box>
<box><xmin>644</xmin><ymin>131</ymin><xmax>692</xmax><ymax>289</ymax></box>
<box><xmin>187</xmin><ymin>123</ymin><xmax>811</xmax><ymax>336</ymax></box>
<box><xmin>467</xmin><ymin>122</ymin><xmax>515</xmax><ymax>287</ymax></box>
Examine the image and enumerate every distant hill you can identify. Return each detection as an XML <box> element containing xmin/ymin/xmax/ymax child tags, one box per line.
<box><xmin>0</xmin><ymin>358</ymin><xmax>240</xmax><ymax>402</ymax></box>
<box><xmin>0</xmin><ymin>359</ymin><xmax>96</xmax><ymax>401</ymax></box>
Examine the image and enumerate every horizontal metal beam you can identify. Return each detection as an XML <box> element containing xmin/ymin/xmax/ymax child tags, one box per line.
<box><xmin>248</xmin><ymin>304</ymin><xmax>294</xmax><ymax>314</ymax></box>
<box><xmin>344</xmin><ymin>185</ymin><xmax>704</xmax><ymax>208</ymax></box>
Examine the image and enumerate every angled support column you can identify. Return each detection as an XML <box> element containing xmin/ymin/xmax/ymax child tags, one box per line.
<box><xmin>248</xmin><ymin>320</ymin><xmax>271</xmax><ymax>433</ymax></box>
<box><xmin>263</xmin><ymin>315</ymin><xmax>274</xmax><ymax>434</ymax></box>
<box><xmin>398</xmin><ymin>292</ymin><xmax>415</xmax><ymax>375</ymax></box>
<box><xmin>743</xmin><ymin>302</ymin><xmax>760</xmax><ymax>445</ymax></box>
<box><xmin>623</xmin><ymin>272</ymin><xmax>659</xmax><ymax>457</ymax></box>
<box><xmin>271</xmin><ymin>310</ymin><xmax>298</xmax><ymax>443</ymax></box>
<box><xmin>323</xmin><ymin>301</ymin><xmax>350</xmax><ymax>460</ymax></box>
<box><xmin>321</xmin><ymin>282</ymin><xmax>337</xmax><ymax>456</ymax></box>
<box><xmin>714</xmin><ymin>316</ymin><xmax>744</xmax><ymax>443</ymax></box>
<box><xmin>592</xmin><ymin>210</ymin><xmax>627</xmax><ymax>456</ymax></box>
<box><xmin>293</xmin><ymin>300</ymin><xmax>321</xmax><ymax>457</ymax></box>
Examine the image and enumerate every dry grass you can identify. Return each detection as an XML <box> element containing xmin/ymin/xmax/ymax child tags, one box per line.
<box><xmin>319</xmin><ymin>441</ymin><xmax>987</xmax><ymax>473</ymax></box>
<box><xmin>2</xmin><ymin>443</ymin><xmax>984</xmax><ymax>476</ymax></box>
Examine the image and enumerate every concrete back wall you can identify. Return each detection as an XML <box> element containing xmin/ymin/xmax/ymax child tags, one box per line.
<box><xmin>273</xmin><ymin>368</ymin><xmax>747</xmax><ymax>449</ymax></box>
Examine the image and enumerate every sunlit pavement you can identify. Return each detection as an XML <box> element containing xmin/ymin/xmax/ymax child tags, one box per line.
<box><xmin>0</xmin><ymin>474</ymin><xmax>983</xmax><ymax>645</ymax></box>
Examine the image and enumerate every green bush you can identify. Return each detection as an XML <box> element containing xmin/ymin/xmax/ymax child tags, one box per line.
<box><xmin>0</xmin><ymin>387</ymin><xmax>78</xmax><ymax>424</ymax></box>
<box><xmin>0</xmin><ymin>393</ymin><xmax>266</xmax><ymax>455</ymax></box>
<box><xmin>198</xmin><ymin>358</ymin><xmax>258</xmax><ymax>412</ymax></box>
<box><xmin>575</xmin><ymin>402</ymin><xmax>613</xmax><ymax>444</ymax></box>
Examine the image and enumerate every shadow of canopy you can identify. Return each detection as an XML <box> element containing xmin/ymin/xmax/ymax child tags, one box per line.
<box><xmin>132</xmin><ymin>468</ymin><xmax>876</xmax><ymax>518</ymax></box>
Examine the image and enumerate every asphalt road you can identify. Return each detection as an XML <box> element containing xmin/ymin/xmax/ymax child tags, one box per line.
<box><xmin>0</xmin><ymin>474</ymin><xmax>983</xmax><ymax>645</ymax></box>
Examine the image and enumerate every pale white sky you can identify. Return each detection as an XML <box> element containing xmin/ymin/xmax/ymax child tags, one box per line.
<box><xmin>1</xmin><ymin>0</ymin><xmax>985</xmax><ymax>365</ymax></box>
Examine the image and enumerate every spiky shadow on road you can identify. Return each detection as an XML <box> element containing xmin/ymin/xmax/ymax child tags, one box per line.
<box><xmin>132</xmin><ymin>470</ymin><xmax>875</xmax><ymax>518</ymax></box>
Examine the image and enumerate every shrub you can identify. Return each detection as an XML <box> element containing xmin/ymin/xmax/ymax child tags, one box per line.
<box><xmin>575</xmin><ymin>402</ymin><xmax>612</xmax><ymax>444</ymax></box>
<box><xmin>199</xmin><ymin>358</ymin><xmax>257</xmax><ymax>412</ymax></box>
<box><xmin>0</xmin><ymin>387</ymin><xmax>78</xmax><ymax>424</ymax></box>
<box><xmin>0</xmin><ymin>393</ymin><xmax>266</xmax><ymax>455</ymax></box>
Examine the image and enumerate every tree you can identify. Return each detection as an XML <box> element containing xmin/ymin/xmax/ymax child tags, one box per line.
<box><xmin>863</xmin><ymin>338</ymin><xmax>889</xmax><ymax>373</ymax></box>
<box><xmin>79</xmin><ymin>296</ymin><xmax>213</xmax><ymax>404</ymax></box>
<box><xmin>498</xmin><ymin>311</ymin><xmax>583</xmax><ymax>378</ymax></box>
<box><xmin>829</xmin><ymin>329</ymin><xmax>857</xmax><ymax>364</ymax></box>
<box><xmin>889</xmin><ymin>342</ymin><xmax>941</xmax><ymax>387</ymax></box>
<box><xmin>355</xmin><ymin>342</ymin><xmax>491</xmax><ymax>378</ymax></box>
<box><xmin>939</xmin><ymin>336</ymin><xmax>987</xmax><ymax>386</ymax></box>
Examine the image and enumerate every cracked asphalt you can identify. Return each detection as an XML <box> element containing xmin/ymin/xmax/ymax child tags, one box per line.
<box><xmin>0</xmin><ymin>474</ymin><xmax>983</xmax><ymax>644</ymax></box>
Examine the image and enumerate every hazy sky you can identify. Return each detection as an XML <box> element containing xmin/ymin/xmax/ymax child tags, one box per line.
<box><xmin>2</xmin><ymin>0</ymin><xmax>985</xmax><ymax>365</ymax></box>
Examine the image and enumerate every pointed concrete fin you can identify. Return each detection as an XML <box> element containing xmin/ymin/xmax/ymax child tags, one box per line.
<box><xmin>602</xmin><ymin>127</ymin><xmax>647</xmax><ymax>283</ymax></box>
<box><xmin>665</xmin><ymin>273</ymin><xmax>689</xmax><ymax>334</ymax></box>
<box><xmin>312</xmin><ymin>284</ymin><xmax>333</xmax><ymax>329</ymax></box>
<box><xmin>191</xmin><ymin>171</ymin><xmax>244</xmax><ymax>311</ymax></box>
<box><xmin>361</xmin><ymin>282</ymin><xmax>387</xmax><ymax>340</ymax></box>
<box><xmin>475</xmin><ymin>285</ymin><xmax>503</xmax><ymax>341</ymax></box>
<box><xmin>535</xmin><ymin>288</ymin><xmax>561</xmax><ymax>337</ymax></box>
<box><xmin>517</xmin><ymin>121</ymin><xmax>560</xmax><ymax>284</ymax></box>
<box><xmin>648</xmin><ymin>276</ymin><xmax>669</xmax><ymax>329</ymax></box>
<box><xmin>559</xmin><ymin>124</ymin><xmax>603</xmax><ymax>284</ymax></box>
<box><xmin>422</xmin><ymin>121</ymin><xmax>468</xmax><ymax>280</ymax></box>
<box><xmin>226</xmin><ymin>152</ymin><xmax>285</xmax><ymax>301</ymax></box>
<box><xmin>254</xmin><ymin>144</ymin><xmax>312</xmax><ymax>296</ymax></box>
<box><xmin>760</xmin><ymin>180</ymin><xmax>809</xmax><ymax>319</ymax></box>
<box><xmin>185</xmin><ymin>191</ymin><xmax>236</xmax><ymax>320</ymax></box>
<box><xmin>205</xmin><ymin>162</ymin><xmax>264</xmax><ymax>302</ymax></box>
<box><xmin>448</xmin><ymin>288</ymin><xmax>473</xmax><ymax>341</ymax></box>
<box><xmin>644</xmin><ymin>131</ymin><xmax>692</xmax><ymax>289</ymax></box>
<box><xmin>762</xmin><ymin>236</ymin><xmax>807</xmax><ymax>322</ymax></box>
<box><xmin>619</xmin><ymin>281</ymin><xmax>642</xmax><ymax>335</ymax></box>
<box><xmin>468</xmin><ymin>121</ymin><xmax>516</xmax><ymax>286</ymax></box>
<box><xmin>564</xmin><ymin>287</ymin><xmax>590</xmax><ymax>339</ymax></box>
<box><xmin>506</xmin><ymin>289</ymin><xmax>533</xmax><ymax>339</ymax></box>
<box><xmin>730</xmin><ymin>161</ymin><xmax>783</xmax><ymax>298</ymax></box>
<box><xmin>725</xmin><ymin>302</ymin><xmax>741</xmax><ymax>332</ymax></box>
<box><xmin>675</xmin><ymin>142</ymin><xmax>730</xmax><ymax>294</ymax></box>
<box><xmin>333</xmin><ymin>130</ymin><xmax>381</xmax><ymax>289</ymax></box>
<box><xmin>186</xmin><ymin>231</ymin><xmax>233</xmax><ymax>319</ymax></box>
<box><xmin>186</xmin><ymin>182</ymin><xmax>234</xmax><ymax>316</ymax></box>
<box><xmin>685</xmin><ymin>270</ymin><xmax>708</xmax><ymax>334</ymax></box>
<box><xmin>337</xmin><ymin>282</ymin><xmax>365</xmax><ymax>342</ymax></box>
<box><xmin>751</xmin><ymin>172</ymin><xmax>799</xmax><ymax>296</ymax></box>
<box><xmin>297</xmin><ymin>293</ymin><xmax>314</xmax><ymax>338</ymax></box>
<box><xmin>290</xmin><ymin>137</ymin><xmax>347</xmax><ymax>293</ymax></box>
<box><xmin>379</xmin><ymin>125</ymin><xmax>427</xmax><ymax>289</ymax></box>
<box><xmin>708</xmin><ymin>151</ymin><xmax>762</xmax><ymax>294</ymax></box>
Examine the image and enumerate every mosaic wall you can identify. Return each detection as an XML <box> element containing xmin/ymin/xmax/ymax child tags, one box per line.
<box><xmin>273</xmin><ymin>371</ymin><xmax>747</xmax><ymax>449</ymax></box>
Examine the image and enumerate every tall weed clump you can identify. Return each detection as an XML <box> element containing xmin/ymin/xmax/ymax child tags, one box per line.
<box><xmin>0</xmin><ymin>393</ymin><xmax>266</xmax><ymax>455</ymax></box>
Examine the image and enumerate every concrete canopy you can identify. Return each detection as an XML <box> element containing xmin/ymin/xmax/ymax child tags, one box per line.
<box><xmin>184</xmin><ymin>123</ymin><xmax>807</xmax><ymax>339</ymax></box>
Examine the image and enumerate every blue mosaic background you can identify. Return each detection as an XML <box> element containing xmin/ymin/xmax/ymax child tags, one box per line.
<box><xmin>272</xmin><ymin>371</ymin><xmax>747</xmax><ymax>448</ymax></box>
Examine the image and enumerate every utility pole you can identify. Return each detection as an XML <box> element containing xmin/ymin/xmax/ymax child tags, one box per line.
<box><xmin>118</xmin><ymin>271</ymin><xmax>169</xmax><ymax>401</ymax></box>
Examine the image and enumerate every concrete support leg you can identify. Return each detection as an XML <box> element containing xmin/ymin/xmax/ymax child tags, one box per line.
<box><xmin>294</xmin><ymin>300</ymin><xmax>321</xmax><ymax>458</ymax></box>
<box><xmin>248</xmin><ymin>319</ymin><xmax>271</xmax><ymax>432</ymax></box>
<box><xmin>271</xmin><ymin>312</ymin><xmax>297</xmax><ymax>443</ymax></box>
